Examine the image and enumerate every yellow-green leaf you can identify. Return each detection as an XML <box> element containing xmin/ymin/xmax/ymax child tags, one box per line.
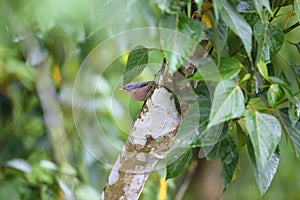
<box><xmin>257</xmin><ymin>61</ymin><xmax>269</xmax><ymax>81</ymax></box>
<box><xmin>267</xmin><ymin>84</ymin><xmax>283</xmax><ymax>108</ymax></box>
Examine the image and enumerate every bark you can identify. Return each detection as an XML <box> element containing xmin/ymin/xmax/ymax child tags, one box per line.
<box><xmin>102</xmin><ymin>60</ymin><xmax>181</xmax><ymax>200</ymax></box>
<box><xmin>102</xmin><ymin>42</ymin><xmax>212</xmax><ymax>200</ymax></box>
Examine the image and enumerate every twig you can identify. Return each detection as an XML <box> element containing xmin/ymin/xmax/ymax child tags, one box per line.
<box><xmin>283</xmin><ymin>22</ymin><xmax>300</xmax><ymax>34</ymax></box>
<box><xmin>174</xmin><ymin>161</ymin><xmax>198</xmax><ymax>200</ymax></box>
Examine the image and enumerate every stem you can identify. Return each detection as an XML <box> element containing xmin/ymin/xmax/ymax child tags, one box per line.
<box><xmin>274</xmin><ymin>110</ymin><xmax>289</xmax><ymax>141</ymax></box>
<box><xmin>269</xmin><ymin>5</ymin><xmax>281</xmax><ymax>22</ymax></box>
<box><xmin>283</xmin><ymin>22</ymin><xmax>300</xmax><ymax>34</ymax></box>
<box><xmin>174</xmin><ymin>161</ymin><xmax>198</xmax><ymax>200</ymax></box>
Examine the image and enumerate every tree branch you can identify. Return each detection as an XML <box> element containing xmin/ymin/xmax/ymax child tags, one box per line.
<box><xmin>102</xmin><ymin>42</ymin><xmax>211</xmax><ymax>200</ymax></box>
<box><xmin>102</xmin><ymin>60</ymin><xmax>181</xmax><ymax>199</ymax></box>
<box><xmin>20</xmin><ymin>34</ymin><xmax>75</xmax><ymax>200</ymax></box>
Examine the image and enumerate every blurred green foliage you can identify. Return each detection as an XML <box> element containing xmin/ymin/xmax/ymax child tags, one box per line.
<box><xmin>0</xmin><ymin>0</ymin><xmax>161</xmax><ymax>199</ymax></box>
<box><xmin>0</xmin><ymin>0</ymin><xmax>299</xmax><ymax>199</ymax></box>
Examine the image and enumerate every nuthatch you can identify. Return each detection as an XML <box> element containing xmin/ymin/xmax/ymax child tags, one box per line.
<box><xmin>121</xmin><ymin>81</ymin><xmax>156</xmax><ymax>101</ymax></box>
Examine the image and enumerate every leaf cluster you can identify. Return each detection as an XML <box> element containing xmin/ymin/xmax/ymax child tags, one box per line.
<box><xmin>125</xmin><ymin>0</ymin><xmax>300</xmax><ymax>196</ymax></box>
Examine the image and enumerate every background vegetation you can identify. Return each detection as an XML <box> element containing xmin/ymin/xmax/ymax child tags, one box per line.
<box><xmin>0</xmin><ymin>0</ymin><xmax>299</xmax><ymax>199</ymax></box>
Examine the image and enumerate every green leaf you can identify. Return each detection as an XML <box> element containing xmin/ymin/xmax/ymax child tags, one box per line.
<box><xmin>206</xmin><ymin>17</ymin><xmax>228</xmax><ymax>58</ymax></box>
<box><xmin>279</xmin><ymin>112</ymin><xmax>300</xmax><ymax>158</ymax></box>
<box><xmin>166</xmin><ymin>148</ymin><xmax>193</xmax><ymax>179</ymax></box>
<box><xmin>154</xmin><ymin>0</ymin><xmax>189</xmax><ymax>14</ymax></box>
<box><xmin>123</xmin><ymin>46</ymin><xmax>149</xmax><ymax>84</ymax></box>
<box><xmin>254</xmin><ymin>21</ymin><xmax>284</xmax><ymax>64</ymax></box>
<box><xmin>221</xmin><ymin>1</ymin><xmax>252</xmax><ymax>58</ymax></box>
<box><xmin>270</xmin><ymin>76</ymin><xmax>300</xmax><ymax>115</ymax></box>
<box><xmin>192</xmin><ymin>86</ymin><xmax>212</xmax><ymax>147</ymax></box>
<box><xmin>247</xmin><ymin>138</ymin><xmax>279</xmax><ymax>195</ymax></box>
<box><xmin>189</xmin><ymin>58</ymin><xmax>221</xmax><ymax>81</ymax></box>
<box><xmin>261</xmin><ymin>0</ymin><xmax>272</xmax><ymax>15</ymax></box>
<box><xmin>198</xmin><ymin>122</ymin><xmax>227</xmax><ymax>159</ymax></box>
<box><xmin>208</xmin><ymin>80</ymin><xmax>245</xmax><ymax>127</ymax></box>
<box><xmin>0</xmin><ymin>59</ymin><xmax>36</xmax><ymax>89</ymax></box>
<box><xmin>253</xmin><ymin>0</ymin><xmax>272</xmax><ymax>19</ymax></box>
<box><xmin>257</xmin><ymin>61</ymin><xmax>269</xmax><ymax>81</ymax></box>
<box><xmin>289</xmin><ymin>102</ymin><xmax>300</xmax><ymax>127</ymax></box>
<box><xmin>200</xmin><ymin>124</ymin><xmax>225</xmax><ymax>148</ymax></box>
<box><xmin>206</xmin><ymin>134</ymin><xmax>239</xmax><ymax>191</ymax></box>
<box><xmin>175</xmin><ymin>100</ymin><xmax>200</xmax><ymax>150</ymax></box>
<box><xmin>218</xmin><ymin>57</ymin><xmax>242</xmax><ymax>80</ymax></box>
<box><xmin>291</xmin><ymin>64</ymin><xmax>300</xmax><ymax>88</ymax></box>
<box><xmin>235</xmin><ymin>1</ymin><xmax>257</xmax><ymax>25</ymax></box>
<box><xmin>230</xmin><ymin>122</ymin><xmax>247</xmax><ymax>149</ymax></box>
<box><xmin>159</xmin><ymin>13</ymin><xmax>177</xmax><ymax>30</ymax></box>
<box><xmin>178</xmin><ymin>15</ymin><xmax>202</xmax><ymax>41</ymax></box>
<box><xmin>253</xmin><ymin>0</ymin><xmax>263</xmax><ymax>19</ymax></box>
<box><xmin>241</xmin><ymin>73</ymin><xmax>251</xmax><ymax>82</ymax></box>
<box><xmin>198</xmin><ymin>93</ymin><xmax>211</xmax><ymax>134</ymax></box>
<box><xmin>295</xmin><ymin>0</ymin><xmax>300</xmax><ymax>22</ymax></box>
<box><xmin>267</xmin><ymin>84</ymin><xmax>283</xmax><ymax>108</ymax></box>
<box><xmin>245</xmin><ymin>110</ymin><xmax>281</xmax><ymax>171</ymax></box>
<box><xmin>269</xmin><ymin>76</ymin><xmax>297</xmax><ymax>104</ymax></box>
<box><xmin>195</xmin><ymin>0</ymin><xmax>203</xmax><ymax>11</ymax></box>
<box><xmin>212</xmin><ymin>0</ymin><xmax>226</xmax><ymax>25</ymax></box>
<box><xmin>190</xmin><ymin>57</ymin><xmax>242</xmax><ymax>81</ymax></box>
<box><xmin>159</xmin><ymin>13</ymin><xmax>202</xmax><ymax>71</ymax></box>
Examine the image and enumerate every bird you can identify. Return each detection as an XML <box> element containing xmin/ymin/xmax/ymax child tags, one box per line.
<box><xmin>121</xmin><ymin>81</ymin><xmax>155</xmax><ymax>101</ymax></box>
